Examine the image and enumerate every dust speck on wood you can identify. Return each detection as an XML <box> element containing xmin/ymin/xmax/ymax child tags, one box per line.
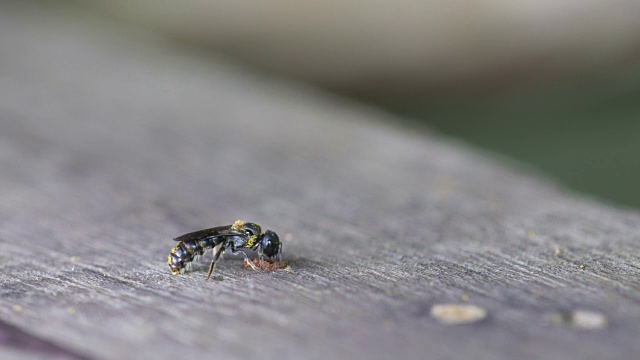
<box><xmin>550</xmin><ymin>310</ymin><xmax>608</xmax><ymax>330</ymax></box>
<box><xmin>430</xmin><ymin>304</ymin><xmax>488</xmax><ymax>325</ymax></box>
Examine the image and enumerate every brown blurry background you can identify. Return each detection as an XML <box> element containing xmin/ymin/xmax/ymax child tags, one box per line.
<box><xmin>77</xmin><ymin>0</ymin><xmax>640</xmax><ymax>208</ymax></box>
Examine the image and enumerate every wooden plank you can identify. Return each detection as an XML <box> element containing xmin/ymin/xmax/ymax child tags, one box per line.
<box><xmin>1</xmin><ymin>3</ymin><xmax>640</xmax><ymax>360</ymax></box>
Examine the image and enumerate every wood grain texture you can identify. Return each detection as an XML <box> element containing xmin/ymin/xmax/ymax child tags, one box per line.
<box><xmin>2</xmin><ymin>3</ymin><xmax>640</xmax><ymax>360</ymax></box>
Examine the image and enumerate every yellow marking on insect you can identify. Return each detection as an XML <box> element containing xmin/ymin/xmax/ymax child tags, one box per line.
<box><xmin>233</xmin><ymin>220</ymin><xmax>245</xmax><ymax>230</ymax></box>
<box><xmin>183</xmin><ymin>244</ymin><xmax>194</xmax><ymax>255</ymax></box>
<box><xmin>246</xmin><ymin>235</ymin><xmax>257</xmax><ymax>248</ymax></box>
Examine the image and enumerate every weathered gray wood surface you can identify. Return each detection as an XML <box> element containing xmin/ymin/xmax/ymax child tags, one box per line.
<box><xmin>2</xmin><ymin>3</ymin><xmax>640</xmax><ymax>360</ymax></box>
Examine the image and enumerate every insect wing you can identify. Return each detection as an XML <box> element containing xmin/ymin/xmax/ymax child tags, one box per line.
<box><xmin>173</xmin><ymin>225</ymin><xmax>243</xmax><ymax>242</ymax></box>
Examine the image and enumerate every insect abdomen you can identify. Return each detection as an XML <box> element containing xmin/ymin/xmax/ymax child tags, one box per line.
<box><xmin>168</xmin><ymin>238</ymin><xmax>215</xmax><ymax>275</ymax></box>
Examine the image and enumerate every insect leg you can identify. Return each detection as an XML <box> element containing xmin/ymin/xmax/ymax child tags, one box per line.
<box><xmin>231</xmin><ymin>249</ymin><xmax>259</xmax><ymax>270</ymax></box>
<box><xmin>206</xmin><ymin>245</ymin><xmax>225</xmax><ymax>280</ymax></box>
<box><xmin>256</xmin><ymin>253</ymin><xmax>263</xmax><ymax>268</ymax></box>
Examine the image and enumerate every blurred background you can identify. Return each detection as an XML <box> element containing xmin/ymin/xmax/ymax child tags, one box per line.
<box><xmin>56</xmin><ymin>0</ymin><xmax>640</xmax><ymax>208</ymax></box>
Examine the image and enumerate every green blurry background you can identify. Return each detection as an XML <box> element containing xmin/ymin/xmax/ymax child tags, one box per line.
<box><xmin>373</xmin><ymin>69</ymin><xmax>640</xmax><ymax>208</ymax></box>
<box><xmin>54</xmin><ymin>1</ymin><xmax>640</xmax><ymax>209</ymax></box>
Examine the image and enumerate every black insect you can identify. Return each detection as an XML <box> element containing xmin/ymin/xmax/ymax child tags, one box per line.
<box><xmin>168</xmin><ymin>220</ymin><xmax>282</xmax><ymax>279</ymax></box>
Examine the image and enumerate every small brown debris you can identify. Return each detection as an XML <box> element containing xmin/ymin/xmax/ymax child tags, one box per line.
<box><xmin>431</xmin><ymin>304</ymin><xmax>487</xmax><ymax>325</ymax></box>
<box><xmin>243</xmin><ymin>258</ymin><xmax>288</xmax><ymax>271</ymax></box>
